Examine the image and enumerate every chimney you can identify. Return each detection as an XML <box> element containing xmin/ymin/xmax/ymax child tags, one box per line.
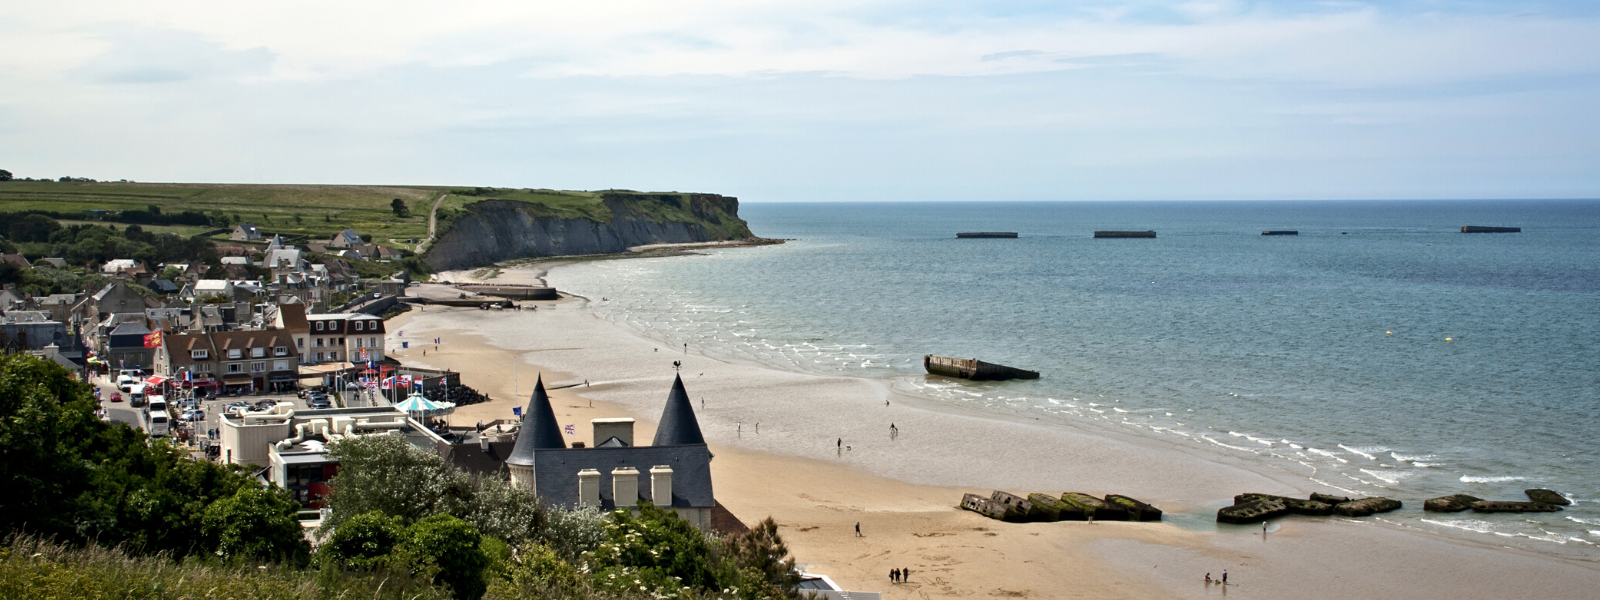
<box><xmin>611</xmin><ymin>467</ymin><xmax>639</xmax><ymax>508</ymax></box>
<box><xmin>578</xmin><ymin>469</ymin><xmax>601</xmax><ymax>507</ymax></box>
<box><xmin>650</xmin><ymin>465</ymin><xmax>673</xmax><ymax>507</ymax></box>
<box><xmin>591</xmin><ymin>418</ymin><xmax>634</xmax><ymax>447</ymax></box>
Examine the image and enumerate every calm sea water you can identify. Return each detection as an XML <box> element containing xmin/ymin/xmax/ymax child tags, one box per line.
<box><xmin>547</xmin><ymin>200</ymin><xmax>1600</xmax><ymax>554</ymax></box>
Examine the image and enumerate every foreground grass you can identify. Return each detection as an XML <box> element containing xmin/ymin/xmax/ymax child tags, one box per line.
<box><xmin>0</xmin><ymin>536</ymin><xmax>452</xmax><ymax>600</ymax></box>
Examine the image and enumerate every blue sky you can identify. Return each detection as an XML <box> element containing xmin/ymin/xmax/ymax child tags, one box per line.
<box><xmin>1</xmin><ymin>1</ymin><xmax>1597</xmax><ymax>201</ymax></box>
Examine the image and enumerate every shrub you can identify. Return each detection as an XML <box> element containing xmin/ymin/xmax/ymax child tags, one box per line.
<box><xmin>201</xmin><ymin>486</ymin><xmax>311</xmax><ymax>565</ymax></box>
<box><xmin>319</xmin><ymin>511</ymin><xmax>406</xmax><ymax>570</ymax></box>
<box><xmin>400</xmin><ymin>514</ymin><xmax>490</xmax><ymax>600</ymax></box>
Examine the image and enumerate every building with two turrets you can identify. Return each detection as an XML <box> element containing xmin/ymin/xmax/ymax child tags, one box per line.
<box><xmin>505</xmin><ymin>374</ymin><xmax>716</xmax><ymax>529</ymax></box>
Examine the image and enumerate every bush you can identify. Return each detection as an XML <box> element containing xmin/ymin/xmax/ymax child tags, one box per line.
<box><xmin>320</xmin><ymin>511</ymin><xmax>407</xmax><ymax>570</ymax></box>
<box><xmin>400</xmin><ymin>514</ymin><xmax>489</xmax><ymax>600</ymax></box>
<box><xmin>201</xmin><ymin>486</ymin><xmax>312</xmax><ymax>565</ymax></box>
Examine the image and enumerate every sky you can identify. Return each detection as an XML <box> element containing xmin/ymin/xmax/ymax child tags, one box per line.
<box><xmin>2</xmin><ymin>1</ymin><xmax>1598</xmax><ymax>201</ymax></box>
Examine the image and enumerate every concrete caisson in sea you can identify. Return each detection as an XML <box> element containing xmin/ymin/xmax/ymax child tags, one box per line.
<box><xmin>956</xmin><ymin>232</ymin><xmax>1019</xmax><ymax>238</ymax></box>
<box><xmin>1261</xmin><ymin>230</ymin><xmax>1299</xmax><ymax>236</ymax></box>
<box><xmin>1461</xmin><ymin>226</ymin><xmax>1521</xmax><ymax>233</ymax></box>
<box><xmin>924</xmin><ymin>355</ymin><xmax>1039</xmax><ymax>380</ymax></box>
<box><xmin>1094</xmin><ymin>231</ymin><xmax>1156</xmax><ymax>238</ymax></box>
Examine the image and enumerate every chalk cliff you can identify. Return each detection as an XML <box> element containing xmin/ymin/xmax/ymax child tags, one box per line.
<box><xmin>423</xmin><ymin>193</ymin><xmax>756</xmax><ymax>271</ymax></box>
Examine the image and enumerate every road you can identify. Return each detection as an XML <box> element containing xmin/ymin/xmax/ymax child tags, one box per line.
<box><xmin>418</xmin><ymin>192</ymin><xmax>448</xmax><ymax>254</ymax></box>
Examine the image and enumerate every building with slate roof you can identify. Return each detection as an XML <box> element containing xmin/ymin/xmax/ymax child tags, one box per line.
<box><xmin>506</xmin><ymin>374</ymin><xmax>716</xmax><ymax>529</ymax></box>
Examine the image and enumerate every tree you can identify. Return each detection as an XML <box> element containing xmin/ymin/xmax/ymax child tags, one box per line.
<box><xmin>201</xmin><ymin>485</ymin><xmax>310</xmax><ymax>564</ymax></box>
<box><xmin>724</xmin><ymin>517</ymin><xmax>802</xmax><ymax>594</ymax></box>
<box><xmin>0</xmin><ymin>353</ymin><xmax>101</xmax><ymax>538</ymax></box>
<box><xmin>321</xmin><ymin>435</ymin><xmax>545</xmax><ymax>543</ymax></box>
<box><xmin>0</xmin><ymin>169</ymin><xmax>12</xmax><ymax>181</ymax></box>
<box><xmin>391</xmin><ymin>198</ymin><xmax>410</xmax><ymax>218</ymax></box>
<box><xmin>401</xmin><ymin>514</ymin><xmax>489</xmax><ymax>600</ymax></box>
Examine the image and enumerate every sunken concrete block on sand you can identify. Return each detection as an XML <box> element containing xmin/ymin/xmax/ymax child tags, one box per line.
<box><xmin>1027</xmin><ymin>493</ymin><xmax>1069</xmax><ymax>522</ymax></box>
<box><xmin>1234</xmin><ymin>493</ymin><xmax>1335</xmax><ymax>517</ymax></box>
<box><xmin>1333</xmin><ymin>497</ymin><xmax>1402</xmax><ymax>517</ymax></box>
<box><xmin>1424</xmin><ymin>494</ymin><xmax>1482</xmax><ymax>513</ymax></box>
<box><xmin>1525</xmin><ymin>489</ymin><xmax>1571</xmax><ymax>506</ymax></box>
<box><xmin>1309</xmin><ymin>493</ymin><xmax>1350</xmax><ymax>505</ymax></box>
<box><xmin>1472</xmin><ymin>501</ymin><xmax>1563</xmax><ymax>513</ymax></box>
<box><xmin>1060</xmin><ymin>493</ymin><xmax>1130</xmax><ymax>521</ymax></box>
<box><xmin>1218</xmin><ymin>500</ymin><xmax>1289</xmax><ymax>524</ymax></box>
<box><xmin>991</xmin><ymin>491</ymin><xmax>1042</xmax><ymax>522</ymax></box>
<box><xmin>962</xmin><ymin>493</ymin><xmax>1019</xmax><ymax>521</ymax></box>
<box><xmin>1105</xmin><ymin>495</ymin><xmax>1163</xmax><ymax>522</ymax></box>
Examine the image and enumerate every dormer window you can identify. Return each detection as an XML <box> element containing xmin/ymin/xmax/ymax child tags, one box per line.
<box><xmin>191</xmin><ymin>349</ymin><xmax>209</xmax><ymax>359</ymax></box>
<box><xmin>251</xmin><ymin>347</ymin><xmax>266</xmax><ymax>358</ymax></box>
<box><xmin>316</xmin><ymin>321</ymin><xmax>324</xmax><ymax>331</ymax></box>
<box><xmin>228</xmin><ymin>349</ymin><xmax>242</xmax><ymax>359</ymax></box>
<box><xmin>354</xmin><ymin>321</ymin><xmax>364</xmax><ymax>331</ymax></box>
<box><xmin>274</xmin><ymin>346</ymin><xmax>288</xmax><ymax>356</ymax></box>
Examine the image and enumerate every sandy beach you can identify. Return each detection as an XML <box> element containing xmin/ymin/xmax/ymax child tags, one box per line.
<box><xmin>387</xmin><ymin>262</ymin><xmax>1600</xmax><ymax>599</ymax></box>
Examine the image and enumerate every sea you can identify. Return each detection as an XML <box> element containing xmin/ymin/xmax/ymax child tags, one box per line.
<box><xmin>544</xmin><ymin>200</ymin><xmax>1600</xmax><ymax>556</ymax></box>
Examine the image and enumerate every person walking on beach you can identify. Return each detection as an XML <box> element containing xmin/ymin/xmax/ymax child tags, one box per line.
<box><xmin>1222</xmin><ymin>571</ymin><xmax>1227</xmax><ymax>585</ymax></box>
<box><xmin>890</xmin><ymin>568</ymin><xmax>897</xmax><ymax>583</ymax></box>
<box><xmin>737</xmin><ymin>422</ymin><xmax>742</xmax><ymax>434</ymax></box>
<box><xmin>755</xmin><ymin>422</ymin><xmax>759</xmax><ymax>433</ymax></box>
<box><xmin>1204</xmin><ymin>573</ymin><xmax>1211</xmax><ymax>584</ymax></box>
<box><xmin>902</xmin><ymin>567</ymin><xmax>909</xmax><ymax>582</ymax></box>
<box><xmin>855</xmin><ymin>522</ymin><xmax>861</xmax><ymax>537</ymax></box>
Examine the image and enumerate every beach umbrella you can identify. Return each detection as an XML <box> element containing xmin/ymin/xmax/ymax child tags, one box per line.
<box><xmin>395</xmin><ymin>392</ymin><xmax>455</xmax><ymax>416</ymax></box>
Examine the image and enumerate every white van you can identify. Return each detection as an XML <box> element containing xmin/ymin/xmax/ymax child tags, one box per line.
<box><xmin>117</xmin><ymin>374</ymin><xmax>136</xmax><ymax>392</ymax></box>
<box><xmin>145</xmin><ymin>397</ymin><xmax>169</xmax><ymax>437</ymax></box>
<box><xmin>129</xmin><ymin>383</ymin><xmax>148</xmax><ymax>407</ymax></box>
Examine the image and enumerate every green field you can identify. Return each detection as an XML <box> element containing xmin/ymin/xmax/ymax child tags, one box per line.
<box><xmin>0</xmin><ymin>182</ymin><xmax>747</xmax><ymax>249</ymax></box>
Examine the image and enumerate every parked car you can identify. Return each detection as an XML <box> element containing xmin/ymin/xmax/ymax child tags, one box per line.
<box><xmin>308</xmin><ymin>398</ymin><xmax>333</xmax><ymax>410</ymax></box>
<box><xmin>117</xmin><ymin>374</ymin><xmax>135</xmax><ymax>392</ymax></box>
<box><xmin>180</xmin><ymin>409</ymin><xmax>206</xmax><ymax>422</ymax></box>
<box><xmin>110</xmin><ymin>392</ymin><xmax>123</xmax><ymax>403</ymax></box>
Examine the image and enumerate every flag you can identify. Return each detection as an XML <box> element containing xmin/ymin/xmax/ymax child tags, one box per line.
<box><xmin>143</xmin><ymin>330</ymin><xmax>163</xmax><ymax>348</ymax></box>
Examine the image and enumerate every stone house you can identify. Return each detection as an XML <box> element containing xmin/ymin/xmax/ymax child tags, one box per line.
<box><xmin>231</xmin><ymin>223</ymin><xmax>262</xmax><ymax>241</ymax></box>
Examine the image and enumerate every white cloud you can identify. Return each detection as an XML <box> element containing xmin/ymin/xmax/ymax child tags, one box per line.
<box><xmin>0</xmin><ymin>2</ymin><xmax>1597</xmax><ymax>199</ymax></box>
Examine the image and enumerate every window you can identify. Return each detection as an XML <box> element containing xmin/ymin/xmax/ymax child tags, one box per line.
<box><xmin>274</xmin><ymin>346</ymin><xmax>287</xmax><ymax>356</ymax></box>
<box><xmin>251</xmin><ymin>362</ymin><xmax>265</xmax><ymax>373</ymax></box>
<box><xmin>296</xmin><ymin>338</ymin><xmax>303</xmax><ymax>348</ymax></box>
<box><xmin>194</xmin><ymin>363</ymin><xmax>211</xmax><ymax>373</ymax></box>
<box><xmin>273</xmin><ymin>360</ymin><xmax>289</xmax><ymax>371</ymax></box>
<box><xmin>354</xmin><ymin>321</ymin><xmax>363</xmax><ymax>331</ymax></box>
<box><xmin>315</xmin><ymin>321</ymin><xmax>324</xmax><ymax>331</ymax></box>
<box><xmin>354</xmin><ymin>338</ymin><xmax>363</xmax><ymax>349</ymax></box>
<box><xmin>316</xmin><ymin>352</ymin><xmax>324</xmax><ymax>362</ymax></box>
<box><xmin>329</xmin><ymin>351</ymin><xmax>339</xmax><ymax>360</ymax></box>
<box><xmin>315</xmin><ymin>337</ymin><xmax>323</xmax><ymax>347</ymax></box>
<box><xmin>227</xmin><ymin>363</ymin><xmax>243</xmax><ymax>374</ymax></box>
<box><xmin>369</xmin><ymin>337</ymin><xmax>376</xmax><ymax>348</ymax></box>
<box><xmin>228</xmin><ymin>349</ymin><xmax>242</xmax><ymax>359</ymax></box>
<box><xmin>190</xmin><ymin>349</ymin><xmax>209</xmax><ymax>359</ymax></box>
<box><xmin>251</xmin><ymin>347</ymin><xmax>265</xmax><ymax>358</ymax></box>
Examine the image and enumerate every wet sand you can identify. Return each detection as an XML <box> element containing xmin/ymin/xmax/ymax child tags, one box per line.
<box><xmin>388</xmin><ymin>267</ymin><xmax>1600</xmax><ymax>599</ymax></box>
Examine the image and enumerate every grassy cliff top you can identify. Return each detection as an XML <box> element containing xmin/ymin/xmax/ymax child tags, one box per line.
<box><xmin>0</xmin><ymin>181</ymin><xmax>744</xmax><ymax>248</ymax></box>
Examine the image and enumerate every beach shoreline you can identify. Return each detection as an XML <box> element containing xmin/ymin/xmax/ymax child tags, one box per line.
<box><xmin>402</xmin><ymin>253</ymin><xmax>1600</xmax><ymax>598</ymax></box>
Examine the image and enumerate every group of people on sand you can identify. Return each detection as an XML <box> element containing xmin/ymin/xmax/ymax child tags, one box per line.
<box><xmin>889</xmin><ymin>567</ymin><xmax>911</xmax><ymax>584</ymax></box>
<box><xmin>1204</xmin><ymin>571</ymin><xmax>1229</xmax><ymax>586</ymax></box>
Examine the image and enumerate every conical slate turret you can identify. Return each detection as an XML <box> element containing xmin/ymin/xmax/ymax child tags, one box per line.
<box><xmin>507</xmin><ymin>375</ymin><xmax>565</xmax><ymax>465</ymax></box>
<box><xmin>652</xmin><ymin>374</ymin><xmax>706</xmax><ymax>446</ymax></box>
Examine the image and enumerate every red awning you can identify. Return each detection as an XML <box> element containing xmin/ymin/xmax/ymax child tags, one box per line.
<box><xmin>144</xmin><ymin>375</ymin><xmax>169</xmax><ymax>386</ymax></box>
